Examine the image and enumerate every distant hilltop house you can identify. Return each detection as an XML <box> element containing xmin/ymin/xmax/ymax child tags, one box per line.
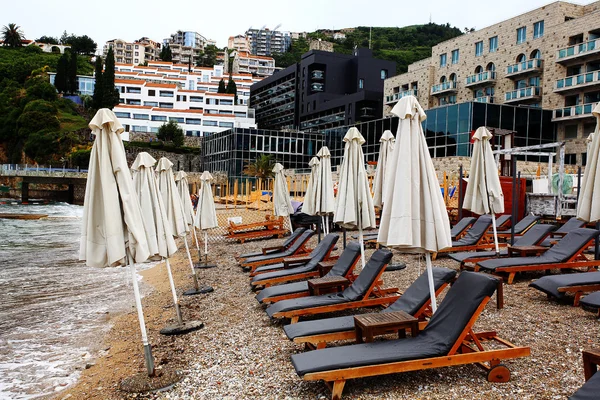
<box><xmin>0</xmin><ymin>39</ymin><xmax>71</xmax><ymax>53</ymax></box>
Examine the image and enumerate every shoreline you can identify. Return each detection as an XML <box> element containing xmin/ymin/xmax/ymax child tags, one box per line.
<box><xmin>53</xmin><ymin>242</ymin><xmax>201</xmax><ymax>400</ymax></box>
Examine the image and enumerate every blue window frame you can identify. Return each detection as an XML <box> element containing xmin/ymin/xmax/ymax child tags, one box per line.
<box><xmin>451</xmin><ymin>49</ymin><xmax>459</xmax><ymax>64</ymax></box>
<box><xmin>489</xmin><ymin>36</ymin><xmax>498</xmax><ymax>52</ymax></box>
<box><xmin>517</xmin><ymin>27</ymin><xmax>526</xmax><ymax>44</ymax></box>
<box><xmin>534</xmin><ymin>21</ymin><xmax>544</xmax><ymax>39</ymax></box>
<box><xmin>475</xmin><ymin>41</ymin><xmax>483</xmax><ymax>56</ymax></box>
<box><xmin>440</xmin><ymin>53</ymin><xmax>447</xmax><ymax>67</ymax></box>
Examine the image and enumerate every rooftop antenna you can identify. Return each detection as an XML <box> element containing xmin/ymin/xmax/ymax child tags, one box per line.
<box><xmin>430</xmin><ymin>13</ymin><xmax>432</xmax><ymax>23</ymax></box>
<box><xmin>369</xmin><ymin>27</ymin><xmax>372</xmax><ymax>49</ymax></box>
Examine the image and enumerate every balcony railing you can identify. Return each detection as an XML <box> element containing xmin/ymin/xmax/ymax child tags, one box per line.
<box><xmin>311</xmin><ymin>70</ymin><xmax>324</xmax><ymax>80</ymax></box>
<box><xmin>474</xmin><ymin>96</ymin><xmax>494</xmax><ymax>103</ymax></box>
<box><xmin>555</xmin><ymin>71</ymin><xmax>600</xmax><ymax>92</ymax></box>
<box><xmin>504</xmin><ymin>86</ymin><xmax>541</xmax><ymax>103</ymax></box>
<box><xmin>552</xmin><ymin>102</ymin><xmax>599</xmax><ymax>121</ymax></box>
<box><xmin>505</xmin><ymin>59</ymin><xmax>543</xmax><ymax>77</ymax></box>
<box><xmin>557</xmin><ymin>38</ymin><xmax>600</xmax><ymax>62</ymax></box>
<box><xmin>465</xmin><ymin>71</ymin><xmax>496</xmax><ymax>87</ymax></box>
<box><xmin>430</xmin><ymin>81</ymin><xmax>457</xmax><ymax>95</ymax></box>
<box><xmin>385</xmin><ymin>89</ymin><xmax>418</xmax><ymax>103</ymax></box>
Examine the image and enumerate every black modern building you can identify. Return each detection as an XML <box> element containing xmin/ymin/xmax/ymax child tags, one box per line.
<box><xmin>250</xmin><ymin>48</ymin><xmax>396</xmax><ymax>132</ymax></box>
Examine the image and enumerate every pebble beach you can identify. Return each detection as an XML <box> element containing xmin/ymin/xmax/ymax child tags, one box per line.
<box><xmin>56</xmin><ymin>233</ymin><xmax>599</xmax><ymax>399</ymax></box>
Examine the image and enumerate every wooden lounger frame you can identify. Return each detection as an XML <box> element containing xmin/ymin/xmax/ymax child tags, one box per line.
<box><xmin>300</xmin><ymin>296</ymin><xmax>530</xmax><ymax>400</ymax></box>
<box><xmin>474</xmin><ymin>238</ymin><xmax>600</xmax><ymax>284</ymax></box>
<box><xmin>582</xmin><ymin>348</ymin><xmax>600</xmax><ymax>381</ymax></box>
<box><xmin>433</xmin><ymin>230</ymin><xmax>508</xmax><ymax>260</ymax></box>
<box><xmin>225</xmin><ymin>215</ymin><xmax>286</xmax><ymax>243</ymax></box>
<box><xmin>557</xmin><ymin>284</ymin><xmax>600</xmax><ymax>307</ymax></box>
<box><xmin>249</xmin><ymin>243</ymin><xmax>338</xmax><ymax>277</ymax></box>
<box><xmin>271</xmin><ymin>263</ymin><xmax>399</xmax><ymax>324</ymax></box>
<box><xmin>241</xmin><ymin>243</ymin><xmax>313</xmax><ymax>271</ymax></box>
<box><xmin>493</xmin><ymin>220</ymin><xmax>538</xmax><ymax>240</ymax></box>
<box><xmin>453</xmin><ymin>220</ymin><xmax>476</xmax><ymax>241</ymax></box>
<box><xmin>293</xmin><ymin>282</ymin><xmax>450</xmax><ymax>350</ymax></box>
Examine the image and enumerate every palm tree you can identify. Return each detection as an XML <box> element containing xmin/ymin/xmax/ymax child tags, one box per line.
<box><xmin>243</xmin><ymin>154</ymin><xmax>276</xmax><ymax>182</ymax></box>
<box><xmin>2</xmin><ymin>23</ymin><xmax>24</xmax><ymax>48</ymax></box>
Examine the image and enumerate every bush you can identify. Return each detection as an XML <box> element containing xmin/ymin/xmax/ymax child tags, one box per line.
<box><xmin>157</xmin><ymin>120</ymin><xmax>184</xmax><ymax>147</ymax></box>
<box><xmin>23</xmin><ymin>129</ymin><xmax>60</xmax><ymax>163</ymax></box>
<box><xmin>69</xmin><ymin>148</ymin><xmax>91</xmax><ymax>169</ymax></box>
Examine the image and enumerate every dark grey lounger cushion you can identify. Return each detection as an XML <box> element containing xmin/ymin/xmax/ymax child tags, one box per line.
<box><xmin>252</xmin><ymin>234</ymin><xmax>339</xmax><ymax>278</ymax></box>
<box><xmin>291</xmin><ymin>271</ymin><xmax>499</xmax><ymax>376</ymax></box>
<box><xmin>256</xmin><ymin>242</ymin><xmax>361</xmax><ymax>303</ymax></box>
<box><xmin>529</xmin><ymin>272</ymin><xmax>600</xmax><ymax>299</ymax></box>
<box><xmin>449</xmin><ymin>224</ymin><xmax>556</xmax><ymax>263</ymax></box>
<box><xmin>496</xmin><ymin>215</ymin><xmax>540</xmax><ymax>235</ymax></box>
<box><xmin>238</xmin><ymin>228</ymin><xmax>306</xmax><ymax>259</ymax></box>
<box><xmin>265</xmin><ymin>249</ymin><xmax>393</xmax><ymax>318</ymax></box>
<box><xmin>579</xmin><ymin>291</ymin><xmax>600</xmax><ymax>309</ymax></box>
<box><xmin>540</xmin><ymin>218</ymin><xmax>586</xmax><ymax>247</ymax></box>
<box><xmin>569</xmin><ymin>371</ymin><xmax>600</xmax><ymax>400</ymax></box>
<box><xmin>450</xmin><ymin>217</ymin><xmax>477</xmax><ymax>240</ymax></box>
<box><xmin>494</xmin><ymin>214</ymin><xmax>512</xmax><ymax>229</ymax></box>
<box><xmin>283</xmin><ymin>267</ymin><xmax>456</xmax><ymax>340</ymax></box>
<box><xmin>478</xmin><ymin>228</ymin><xmax>600</xmax><ymax>272</ymax></box>
<box><xmin>452</xmin><ymin>215</ymin><xmax>492</xmax><ymax>246</ymax></box>
<box><xmin>241</xmin><ymin>230</ymin><xmax>314</xmax><ymax>264</ymax></box>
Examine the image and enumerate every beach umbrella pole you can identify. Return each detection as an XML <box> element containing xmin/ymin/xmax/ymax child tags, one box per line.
<box><xmin>425</xmin><ymin>252</ymin><xmax>438</xmax><ymax>313</ymax></box>
<box><xmin>359</xmin><ymin>227</ymin><xmax>365</xmax><ymax>270</ymax></box>
<box><xmin>183</xmin><ymin>234</ymin><xmax>213</xmax><ymax>296</ymax></box>
<box><xmin>165</xmin><ymin>258</ymin><xmax>183</xmax><ymax>326</ymax></box>
<box><xmin>127</xmin><ymin>250</ymin><xmax>155</xmax><ymax>376</ymax></box>
<box><xmin>192</xmin><ymin>226</ymin><xmax>201</xmax><ymax>260</ymax></box>
<box><xmin>491</xmin><ymin>212</ymin><xmax>500</xmax><ymax>255</ymax></box>
<box><xmin>196</xmin><ymin>230</ymin><xmax>217</xmax><ymax>268</ymax></box>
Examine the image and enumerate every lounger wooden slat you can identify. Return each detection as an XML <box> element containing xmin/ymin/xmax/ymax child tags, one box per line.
<box><xmin>226</xmin><ymin>215</ymin><xmax>286</xmax><ymax>243</ymax></box>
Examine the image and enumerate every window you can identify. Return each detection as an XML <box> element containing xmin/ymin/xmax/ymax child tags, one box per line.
<box><xmin>358</xmin><ymin>79</ymin><xmax>364</xmax><ymax>89</ymax></box>
<box><xmin>451</xmin><ymin>49</ymin><xmax>459</xmax><ymax>64</ymax></box>
<box><xmin>380</xmin><ymin>69</ymin><xmax>388</xmax><ymax>79</ymax></box>
<box><xmin>126</xmin><ymin>87</ymin><xmax>141</xmax><ymax>94</ymax></box>
<box><xmin>114</xmin><ymin>112</ymin><xmax>130</xmax><ymax>118</ymax></box>
<box><xmin>159</xmin><ymin>102</ymin><xmax>173</xmax><ymax>109</ymax></box>
<box><xmin>516</xmin><ymin>27</ymin><xmax>526</xmax><ymax>44</ymax></box>
<box><xmin>489</xmin><ymin>36</ymin><xmax>498</xmax><ymax>52</ymax></box>
<box><xmin>220</xmin><ymin>99</ymin><xmax>233</xmax><ymax>106</ymax></box>
<box><xmin>440</xmin><ymin>53</ymin><xmax>447</xmax><ymax>67</ymax></box>
<box><xmin>133</xmin><ymin>114</ymin><xmax>149</xmax><ymax>120</ymax></box>
<box><xmin>134</xmin><ymin>52</ymin><xmax>139</xmax><ymax>56</ymax></box>
<box><xmin>148</xmin><ymin>90</ymin><xmax>155</xmax><ymax>96</ymax></box>
<box><xmin>219</xmin><ymin>122</ymin><xmax>234</xmax><ymax>128</ymax></box>
<box><xmin>531</xmin><ymin>49</ymin><xmax>542</xmax><ymax>59</ymax></box>
<box><xmin>169</xmin><ymin>117</ymin><xmax>185</xmax><ymax>123</ymax></box>
<box><xmin>533</xmin><ymin>20</ymin><xmax>544</xmax><ymax>39</ymax></box>
<box><xmin>475</xmin><ymin>41</ymin><xmax>483</xmax><ymax>56</ymax></box>
<box><xmin>186</xmin><ymin>118</ymin><xmax>202</xmax><ymax>125</ymax></box>
<box><xmin>151</xmin><ymin>115</ymin><xmax>167</xmax><ymax>121</ymax></box>
<box><xmin>564</xmin><ymin>124</ymin><xmax>578</xmax><ymax>139</ymax></box>
<box><xmin>203</xmin><ymin>120</ymin><xmax>218</xmax><ymax>126</ymax></box>
<box><xmin>143</xmin><ymin>101</ymin><xmax>158</xmax><ymax>107</ymax></box>
<box><xmin>190</xmin><ymin>96</ymin><xmax>203</xmax><ymax>103</ymax></box>
<box><xmin>159</xmin><ymin>90</ymin><xmax>174</xmax><ymax>97</ymax></box>
<box><xmin>564</xmin><ymin>154</ymin><xmax>577</xmax><ymax>165</ymax></box>
<box><xmin>176</xmin><ymin>95</ymin><xmax>187</xmax><ymax>101</ymax></box>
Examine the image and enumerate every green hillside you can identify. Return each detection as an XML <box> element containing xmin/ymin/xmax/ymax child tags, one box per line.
<box><xmin>273</xmin><ymin>23</ymin><xmax>463</xmax><ymax>74</ymax></box>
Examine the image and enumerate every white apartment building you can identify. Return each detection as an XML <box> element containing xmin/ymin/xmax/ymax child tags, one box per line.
<box><xmin>103</xmin><ymin>38</ymin><xmax>161</xmax><ymax>65</ymax></box>
<box><xmin>222</xmin><ymin>51</ymin><xmax>276</xmax><ymax>77</ymax></box>
<box><xmin>163</xmin><ymin>31</ymin><xmax>215</xmax><ymax>65</ymax></box>
<box><xmin>245</xmin><ymin>28</ymin><xmax>291</xmax><ymax>56</ymax></box>
<box><xmin>112</xmin><ymin>61</ymin><xmax>261</xmax><ymax>137</ymax></box>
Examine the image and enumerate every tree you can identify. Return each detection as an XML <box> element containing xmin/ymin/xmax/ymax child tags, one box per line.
<box><xmin>243</xmin><ymin>155</ymin><xmax>276</xmax><ymax>180</ymax></box>
<box><xmin>197</xmin><ymin>44</ymin><xmax>219</xmax><ymax>67</ymax></box>
<box><xmin>36</xmin><ymin>35</ymin><xmax>59</xmax><ymax>44</ymax></box>
<box><xmin>226</xmin><ymin>76</ymin><xmax>237</xmax><ymax>104</ymax></box>
<box><xmin>67</xmin><ymin>49</ymin><xmax>78</xmax><ymax>94</ymax></box>
<box><xmin>60</xmin><ymin>34</ymin><xmax>96</xmax><ymax>55</ymax></box>
<box><xmin>59</xmin><ymin>30</ymin><xmax>69</xmax><ymax>45</ymax></box>
<box><xmin>157</xmin><ymin>120</ymin><xmax>184</xmax><ymax>147</ymax></box>
<box><xmin>217</xmin><ymin>78</ymin><xmax>226</xmax><ymax>93</ymax></box>
<box><xmin>92</xmin><ymin>56</ymin><xmax>104</xmax><ymax>109</ymax></box>
<box><xmin>102</xmin><ymin>47</ymin><xmax>119</xmax><ymax>109</ymax></box>
<box><xmin>2</xmin><ymin>23</ymin><xmax>25</xmax><ymax>48</ymax></box>
<box><xmin>54</xmin><ymin>52</ymin><xmax>68</xmax><ymax>93</ymax></box>
<box><xmin>160</xmin><ymin>44</ymin><xmax>172</xmax><ymax>61</ymax></box>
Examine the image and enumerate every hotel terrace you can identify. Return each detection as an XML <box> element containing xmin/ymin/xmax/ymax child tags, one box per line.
<box><xmin>112</xmin><ymin>61</ymin><xmax>262</xmax><ymax>137</ymax></box>
<box><xmin>383</xmin><ymin>0</ymin><xmax>600</xmax><ymax>165</ymax></box>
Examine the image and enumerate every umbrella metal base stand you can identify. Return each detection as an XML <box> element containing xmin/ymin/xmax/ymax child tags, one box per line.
<box><xmin>183</xmin><ymin>285</ymin><xmax>213</xmax><ymax>296</ymax></box>
<box><xmin>195</xmin><ymin>253</ymin><xmax>217</xmax><ymax>269</ymax></box>
<box><xmin>385</xmin><ymin>262</ymin><xmax>407</xmax><ymax>272</ymax></box>
<box><xmin>120</xmin><ymin>367</ymin><xmax>182</xmax><ymax>393</ymax></box>
<box><xmin>160</xmin><ymin>320</ymin><xmax>204</xmax><ymax>336</ymax></box>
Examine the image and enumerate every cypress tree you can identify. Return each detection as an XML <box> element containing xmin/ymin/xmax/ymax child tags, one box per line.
<box><xmin>226</xmin><ymin>76</ymin><xmax>237</xmax><ymax>104</ymax></box>
<box><xmin>54</xmin><ymin>52</ymin><xmax>68</xmax><ymax>93</ymax></box>
<box><xmin>68</xmin><ymin>49</ymin><xmax>78</xmax><ymax>94</ymax></box>
<box><xmin>102</xmin><ymin>47</ymin><xmax>119</xmax><ymax>109</ymax></box>
<box><xmin>92</xmin><ymin>56</ymin><xmax>104</xmax><ymax>109</ymax></box>
<box><xmin>217</xmin><ymin>79</ymin><xmax>226</xmax><ymax>93</ymax></box>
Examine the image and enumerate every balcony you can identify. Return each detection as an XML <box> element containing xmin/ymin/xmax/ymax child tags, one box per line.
<box><xmin>552</xmin><ymin>102</ymin><xmax>598</xmax><ymax>121</ymax></box>
<box><xmin>554</xmin><ymin>70</ymin><xmax>600</xmax><ymax>93</ymax></box>
<box><xmin>474</xmin><ymin>96</ymin><xmax>494</xmax><ymax>103</ymax></box>
<box><xmin>557</xmin><ymin>38</ymin><xmax>600</xmax><ymax>64</ymax></box>
<box><xmin>430</xmin><ymin>81</ymin><xmax>457</xmax><ymax>95</ymax></box>
<box><xmin>505</xmin><ymin>59</ymin><xmax>543</xmax><ymax>78</ymax></box>
<box><xmin>385</xmin><ymin>89</ymin><xmax>418</xmax><ymax>104</ymax></box>
<box><xmin>504</xmin><ymin>86</ymin><xmax>541</xmax><ymax>103</ymax></box>
<box><xmin>310</xmin><ymin>82</ymin><xmax>324</xmax><ymax>92</ymax></box>
<box><xmin>311</xmin><ymin>70</ymin><xmax>324</xmax><ymax>80</ymax></box>
<box><xmin>465</xmin><ymin>71</ymin><xmax>496</xmax><ymax>88</ymax></box>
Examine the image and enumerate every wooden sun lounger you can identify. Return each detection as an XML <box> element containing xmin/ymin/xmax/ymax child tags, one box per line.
<box><xmin>568</xmin><ymin>349</ymin><xmax>600</xmax><ymax>399</ymax></box>
<box><xmin>225</xmin><ymin>215</ymin><xmax>286</xmax><ymax>243</ymax></box>
<box><xmin>240</xmin><ymin>230</ymin><xmax>315</xmax><ymax>272</ymax></box>
<box><xmin>235</xmin><ymin>228</ymin><xmax>306</xmax><ymax>261</ymax></box>
<box><xmin>433</xmin><ymin>215</ymin><xmax>502</xmax><ymax>260</ymax></box>
<box><xmin>290</xmin><ymin>272</ymin><xmax>530</xmax><ymax>400</ymax></box>
<box><xmin>529</xmin><ymin>272</ymin><xmax>600</xmax><ymax>306</ymax></box>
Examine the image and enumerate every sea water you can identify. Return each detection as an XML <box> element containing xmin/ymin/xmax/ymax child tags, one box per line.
<box><xmin>0</xmin><ymin>202</ymin><xmax>146</xmax><ymax>399</ymax></box>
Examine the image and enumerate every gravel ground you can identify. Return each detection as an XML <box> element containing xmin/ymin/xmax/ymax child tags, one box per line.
<box><xmin>151</xmin><ymin>233</ymin><xmax>600</xmax><ymax>400</ymax></box>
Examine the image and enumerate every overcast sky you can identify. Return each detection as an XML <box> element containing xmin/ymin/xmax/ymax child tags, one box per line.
<box><xmin>3</xmin><ymin>0</ymin><xmax>594</xmax><ymax>51</ymax></box>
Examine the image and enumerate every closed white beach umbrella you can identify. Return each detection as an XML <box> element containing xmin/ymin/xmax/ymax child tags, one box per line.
<box><xmin>373</xmin><ymin>130</ymin><xmax>395</xmax><ymax>208</ymax></box>
<box><xmin>377</xmin><ymin>96</ymin><xmax>451</xmax><ymax>312</ymax></box>
<box><xmin>578</xmin><ymin>103</ymin><xmax>600</xmax><ymax>224</ymax></box>
<box><xmin>156</xmin><ymin>158</ymin><xmax>211</xmax><ymax>295</ymax></box>
<box><xmin>194</xmin><ymin>171</ymin><xmax>219</xmax><ymax>267</ymax></box>
<box><xmin>302</xmin><ymin>157</ymin><xmax>320</xmax><ymax>216</ymax></box>
<box><xmin>175</xmin><ymin>170</ymin><xmax>201</xmax><ymax>256</ymax></box>
<box><xmin>79</xmin><ymin>109</ymin><xmax>154</xmax><ymax>375</ymax></box>
<box><xmin>273</xmin><ymin>163</ymin><xmax>294</xmax><ymax>233</ymax></box>
<box><xmin>463</xmin><ymin>127</ymin><xmax>505</xmax><ymax>255</ymax></box>
<box><xmin>315</xmin><ymin>146</ymin><xmax>336</xmax><ymax>234</ymax></box>
<box><xmin>333</xmin><ymin>127</ymin><xmax>377</xmax><ymax>268</ymax></box>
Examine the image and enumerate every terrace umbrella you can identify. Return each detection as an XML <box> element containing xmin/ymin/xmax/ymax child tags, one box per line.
<box><xmin>132</xmin><ymin>153</ymin><xmax>203</xmax><ymax>335</ymax></box>
<box><xmin>194</xmin><ymin>171</ymin><xmax>219</xmax><ymax>268</ymax></box>
<box><xmin>373</xmin><ymin>130</ymin><xmax>395</xmax><ymax>208</ymax></box>
<box><xmin>315</xmin><ymin>146</ymin><xmax>336</xmax><ymax>235</ymax></box>
<box><xmin>156</xmin><ymin>157</ymin><xmax>212</xmax><ymax>296</ymax></box>
<box><xmin>377</xmin><ymin>96</ymin><xmax>451</xmax><ymax>312</ymax></box>
<box><xmin>79</xmin><ymin>109</ymin><xmax>154</xmax><ymax>375</ymax></box>
<box><xmin>577</xmin><ymin>103</ymin><xmax>600</xmax><ymax>260</ymax></box>
<box><xmin>463</xmin><ymin>127</ymin><xmax>504</xmax><ymax>255</ymax></box>
<box><xmin>272</xmin><ymin>163</ymin><xmax>294</xmax><ymax>233</ymax></box>
<box><xmin>333</xmin><ymin>127</ymin><xmax>377</xmax><ymax>269</ymax></box>
<box><xmin>175</xmin><ymin>170</ymin><xmax>201</xmax><ymax>259</ymax></box>
<box><xmin>302</xmin><ymin>156</ymin><xmax>321</xmax><ymax>235</ymax></box>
